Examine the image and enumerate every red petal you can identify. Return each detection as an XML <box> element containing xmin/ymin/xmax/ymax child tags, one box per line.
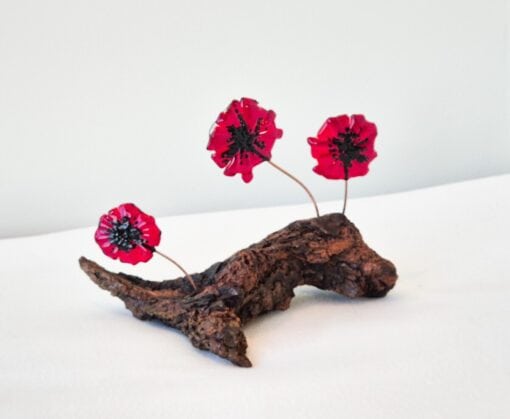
<box><xmin>314</xmin><ymin>120</ymin><xmax>338</xmax><ymax>143</ymax></box>
<box><xmin>117</xmin><ymin>245</ymin><xmax>153</xmax><ymax>265</ymax></box>
<box><xmin>118</xmin><ymin>203</ymin><xmax>142</xmax><ymax>220</ymax></box>
<box><xmin>238</xmin><ymin>97</ymin><xmax>262</xmax><ymax>130</ymax></box>
<box><xmin>215</xmin><ymin>99</ymin><xmax>241</xmax><ymax>127</ymax></box>
<box><xmin>210</xmin><ymin>153</ymin><xmax>228</xmax><ymax>169</ymax></box>
<box><xmin>313</xmin><ymin>161</ymin><xmax>346</xmax><ymax>180</ymax></box>
<box><xmin>326</xmin><ymin>115</ymin><xmax>351</xmax><ymax>136</ymax></box>
<box><xmin>308</xmin><ymin>140</ymin><xmax>331</xmax><ymax>159</ymax></box>
<box><xmin>349</xmin><ymin>159</ymin><xmax>371</xmax><ymax>178</ymax></box>
<box><xmin>241</xmin><ymin>170</ymin><xmax>254</xmax><ymax>183</ymax></box>
<box><xmin>207</xmin><ymin>126</ymin><xmax>230</xmax><ymax>151</ymax></box>
<box><xmin>352</xmin><ymin>115</ymin><xmax>377</xmax><ymax>144</ymax></box>
<box><xmin>143</xmin><ymin>228</ymin><xmax>161</xmax><ymax>248</ymax></box>
<box><xmin>208</xmin><ymin>127</ymin><xmax>232</xmax><ymax>169</ymax></box>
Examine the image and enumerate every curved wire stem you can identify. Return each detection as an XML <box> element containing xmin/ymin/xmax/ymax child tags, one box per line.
<box><xmin>154</xmin><ymin>249</ymin><xmax>197</xmax><ymax>290</ymax></box>
<box><xmin>342</xmin><ymin>180</ymin><xmax>348</xmax><ymax>214</ymax></box>
<box><xmin>268</xmin><ymin>160</ymin><xmax>320</xmax><ymax>217</ymax></box>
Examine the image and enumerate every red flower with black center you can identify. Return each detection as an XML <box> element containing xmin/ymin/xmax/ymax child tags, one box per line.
<box><xmin>308</xmin><ymin>114</ymin><xmax>377</xmax><ymax>180</ymax></box>
<box><xmin>207</xmin><ymin>97</ymin><xmax>283</xmax><ymax>183</ymax></box>
<box><xmin>94</xmin><ymin>203</ymin><xmax>161</xmax><ymax>265</ymax></box>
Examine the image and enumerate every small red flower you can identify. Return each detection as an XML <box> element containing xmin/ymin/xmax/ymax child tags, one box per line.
<box><xmin>308</xmin><ymin>114</ymin><xmax>377</xmax><ymax>180</ymax></box>
<box><xmin>207</xmin><ymin>97</ymin><xmax>283</xmax><ymax>183</ymax></box>
<box><xmin>94</xmin><ymin>203</ymin><xmax>161</xmax><ymax>265</ymax></box>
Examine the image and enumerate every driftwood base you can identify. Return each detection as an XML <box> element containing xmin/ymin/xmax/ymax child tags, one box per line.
<box><xmin>79</xmin><ymin>213</ymin><xmax>397</xmax><ymax>367</ymax></box>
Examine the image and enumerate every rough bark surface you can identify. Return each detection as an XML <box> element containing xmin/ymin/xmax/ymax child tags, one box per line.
<box><xmin>79</xmin><ymin>213</ymin><xmax>397</xmax><ymax>367</ymax></box>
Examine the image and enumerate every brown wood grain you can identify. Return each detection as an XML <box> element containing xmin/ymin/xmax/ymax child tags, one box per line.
<box><xmin>79</xmin><ymin>213</ymin><xmax>397</xmax><ymax>367</ymax></box>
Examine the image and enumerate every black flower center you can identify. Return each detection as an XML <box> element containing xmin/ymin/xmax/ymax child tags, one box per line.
<box><xmin>109</xmin><ymin>216</ymin><xmax>143</xmax><ymax>251</ymax></box>
<box><xmin>329</xmin><ymin>128</ymin><xmax>368</xmax><ymax>178</ymax></box>
<box><xmin>222</xmin><ymin>110</ymin><xmax>267</xmax><ymax>163</ymax></box>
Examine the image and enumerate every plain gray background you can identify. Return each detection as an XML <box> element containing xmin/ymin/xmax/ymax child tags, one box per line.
<box><xmin>1</xmin><ymin>0</ymin><xmax>509</xmax><ymax>238</ymax></box>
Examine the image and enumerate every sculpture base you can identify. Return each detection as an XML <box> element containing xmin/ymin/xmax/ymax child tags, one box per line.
<box><xmin>79</xmin><ymin>213</ymin><xmax>397</xmax><ymax>367</ymax></box>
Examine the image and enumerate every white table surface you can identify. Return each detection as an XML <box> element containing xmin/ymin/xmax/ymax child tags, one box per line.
<box><xmin>1</xmin><ymin>175</ymin><xmax>509</xmax><ymax>419</ymax></box>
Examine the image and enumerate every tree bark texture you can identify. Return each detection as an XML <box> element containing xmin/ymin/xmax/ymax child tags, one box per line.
<box><xmin>79</xmin><ymin>213</ymin><xmax>398</xmax><ymax>367</ymax></box>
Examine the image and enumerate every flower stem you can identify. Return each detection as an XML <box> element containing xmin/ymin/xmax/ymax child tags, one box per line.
<box><xmin>342</xmin><ymin>180</ymin><xmax>348</xmax><ymax>215</ymax></box>
<box><xmin>268</xmin><ymin>160</ymin><xmax>320</xmax><ymax>217</ymax></box>
<box><xmin>154</xmin><ymin>249</ymin><xmax>197</xmax><ymax>291</ymax></box>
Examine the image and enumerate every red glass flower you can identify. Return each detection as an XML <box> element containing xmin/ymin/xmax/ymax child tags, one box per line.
<box><xmin>207</xmin><ymin>97</ymin><xmax>283</xmax><ymax>183</ymax></box>
<box><xmin>308</xmin><ymin>114</ymin><xmax>377</xmax><ymax>179</ymax></box>
<box><xmin>94</xmin><ymin>203</ymin><xmax>161</xmax><ymax>265</ymax></box>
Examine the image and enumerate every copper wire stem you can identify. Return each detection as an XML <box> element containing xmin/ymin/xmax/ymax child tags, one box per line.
<box><xmin>154</xmin><ymin>249</ymin><xmax>197</xmax><ymax>290</ymax></box>
<box><xmin>342</xmin><ymin>180</ymin><xmax>348</xmax><ymax>215</ymax></box>
<box><xmin>268</xmin><ymin>160</ymin><xmax>320</xmax><ymax>217</ymax></box>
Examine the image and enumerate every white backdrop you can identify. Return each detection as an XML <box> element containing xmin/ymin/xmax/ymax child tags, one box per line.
<box><xmin>0</xmin><ymin>0</ymin><xmax>509</xmax><ymax>238</ymax></box>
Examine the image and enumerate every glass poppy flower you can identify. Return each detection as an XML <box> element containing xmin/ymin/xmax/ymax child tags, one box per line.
<box><xmin>308</xmin><ymin>114</ymin><xmax>377</xmax><ymax>180</ymax></box>
<box><xmin>94</xmin><ymin>203</ymin><xmax>161</xmax><ymax>265</ymax></box>
<box><xmin>207</xmin><ymin>97</ymin><xmax>283</xmax><ymax>183</ymax></box>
